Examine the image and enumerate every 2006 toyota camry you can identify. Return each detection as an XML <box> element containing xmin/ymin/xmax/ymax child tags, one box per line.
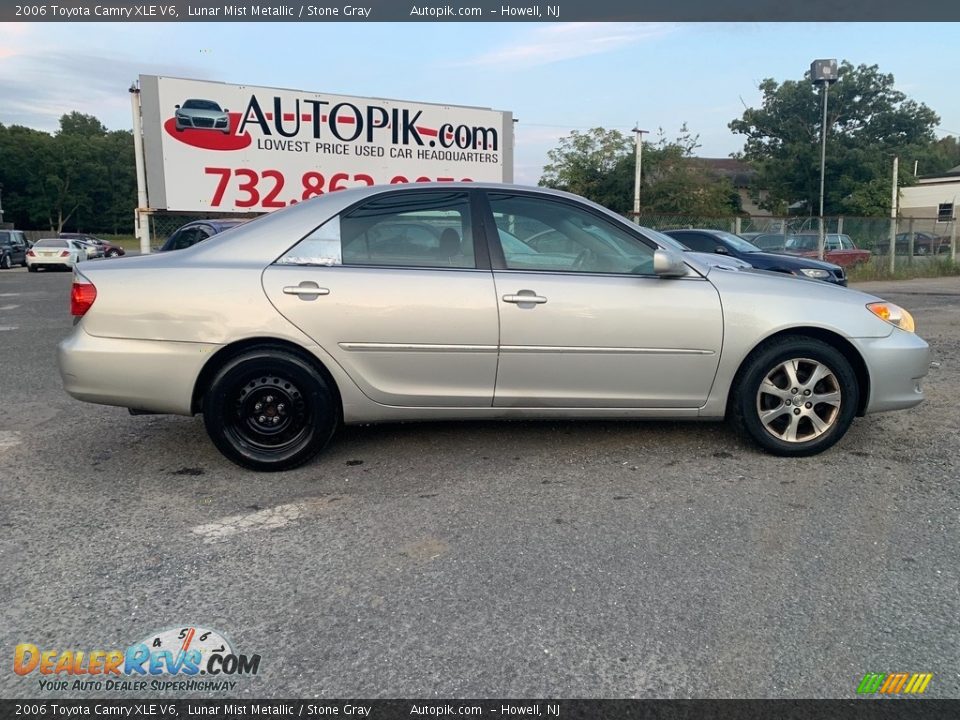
<box><xmin>57</xmin><ymin>185</ymin><xmax>930</xmax><ymax>471</ymax></box>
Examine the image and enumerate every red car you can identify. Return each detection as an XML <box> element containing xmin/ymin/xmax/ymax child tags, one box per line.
<box><xmin>783</xmin><ymin>233</ymin><xmax>872</xmax><ymax>267</ymax></box>
<box><xmin>59</xmin><ymin>233</ymin><xmax>126</xmax><ymax>258</ymax></box>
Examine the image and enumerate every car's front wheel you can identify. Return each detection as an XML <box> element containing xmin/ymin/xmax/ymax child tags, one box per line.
<box><xmin>202</xmin><ymin>346</ymin><xmax>338</xmax><ymax>472</ymax></box>
<box><xmin>0</xmin><ymin>255</ymin><xmax>11</xmax><ymax>270</ymax></box>
<box><xmin>731</xmin><ymin>336</ymin><xmax>859</xmax><ymax>456</ymax></box>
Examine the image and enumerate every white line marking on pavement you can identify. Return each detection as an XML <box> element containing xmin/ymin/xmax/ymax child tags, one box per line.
<box><xmin>0</xmin><ymin>304</ymin><xmax>21</xmax><ymax>311</ymax></box>
<box><xmin>0</xmin><ymin>293</ymin><xmax>20</xmax><ymax>297</ymax></box>
<box><xmin>0</xmin><ymin>431</ymin><xmax>21</xmax><ymax>453</ymax></box>
<box><xmin>0</xmin><ymin>326</ymin><xmax>19</xmax><ymax>331</ymax></box>
<box><xmin>191</xmin><ymin>497</ymin><xmax>343</xmax><ymax>543</ymax></box>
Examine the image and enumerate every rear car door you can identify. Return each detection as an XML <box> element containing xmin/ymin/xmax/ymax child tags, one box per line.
<box><xmin>262</xmin><ymin>189</ymin><xmax>500</xmax><ymax>407</ymax></box>
<box><xmin>481</xmin><ymin>191</ymin><xmax>723</xmax><ymax>408</ymax></box>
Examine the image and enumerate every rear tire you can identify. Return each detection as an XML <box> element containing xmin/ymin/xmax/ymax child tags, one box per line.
<box><xmin>0</xmin><ymin>255</ymin><xmax>10</xmax><ymax>270</ymax></box>
<box><xmin>730</xmin><ymin>336</ymin><xmax>859</xmax><ymax>457</ymax></box>
<box><xmin>27</xmin><ymin>265</ymin><xmax>37</xmax><ymax>272</ymax></box>
<box><xmin>202</xmin><ymin>347</ymin><xmax>338</xmax><ymax>472</ymax></box>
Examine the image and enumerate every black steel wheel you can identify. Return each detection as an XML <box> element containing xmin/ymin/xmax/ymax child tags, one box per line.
<box><xmin>202</xmin><ymin>346</ymin><xmax>338</xmax><ymax>471</ymax></box>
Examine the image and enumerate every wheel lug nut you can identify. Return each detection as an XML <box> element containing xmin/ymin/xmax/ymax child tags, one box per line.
<box><xmin>265</xmin><ymin>395</ymin><xmax>274</xmax><ymax>403</ymax></box>
<box><xmin>805</xmin><ymin>402</ymin><xmax>812</xmax><ymax>409</ymax></box>
<box><xmin>803</xmin><ymin>389</ymin><xmax>811</xmax><ymax>396</ymax></box>
<box><xmin>254</xmin><ymin>402</ymin><xmax>262</xmax><ymax>411</ymax></box>
<box><xmin>277</xmin><ymin>403</ymin><xmax>285</xmax><ymax>412</ymax></box>
<box><xmin>791</xmin><ymin>388</ymin><xmax>799</xmax><ymax>394</ymax></box>
<box><xmin>793</xmin><ymin>408</ymin><xmax>801</xmax><ymax>415</ymax></box>
<box><xmin>258</xmin><ymin>415</ymin><xmax>266</xmax><ymax>422</ymax></box>
<box><xmin>272</xmin><ymin>417</ymin><xmax>280</xmax><ymax>424</ymax></box>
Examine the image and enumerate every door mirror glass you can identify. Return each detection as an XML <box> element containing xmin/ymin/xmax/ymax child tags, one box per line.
<box><xmin>715</xmin><ymin>246</ymin><xmax>729</xmax><ymax>255</ymax></box>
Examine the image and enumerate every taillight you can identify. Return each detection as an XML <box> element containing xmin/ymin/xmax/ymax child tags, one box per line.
<box><xmin>71</xmin><ymin>278</ymin><xmax>97</xmax><ymax>317</ymax></box>
<box><xmin>59</xmin><ymin>250</ymin><xmax>70</xmax><ymax>257</ymax></box>
<box><xmin>26</xmin><ymin>250</ymin><xmax>35</xmax><ymax>257</ymax></box>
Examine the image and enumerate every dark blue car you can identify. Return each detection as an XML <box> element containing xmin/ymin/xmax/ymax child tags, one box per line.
<box><xmin>665</xmin><ymin>228</ymin><xmax>848</xmax><ymax>286</ymax></box>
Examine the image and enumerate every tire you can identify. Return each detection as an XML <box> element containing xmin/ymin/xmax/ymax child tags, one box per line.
<box><xmin>730</xmin><ymin>336</ymin><xmax>859</xmax><ymax>457</ymax></box>
<box><xmin>27</xmin><ymin>265</ymin><xmax>37</xmax><ymax>272</ymax></box>
<box><xmin>0</xmin><ymin>254</ymin><xmax>10</xmax><ymax>270</ymax></box>
<box><xmin>202</xmin><ymin>346</ymin><xmax>338</xmax><ymax>472</ymax></box>
<box><xmin>106</xmin><ymin>250</ymin><xmax>120</xmax><ymax>258</ymax></box>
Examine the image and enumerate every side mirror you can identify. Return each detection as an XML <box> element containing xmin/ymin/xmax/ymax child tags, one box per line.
<box><xmin>175</xmin><ymin>104</ymin><xmax>181</xmax><ymax>109</ymax></box>
<box><xmin>715</xmin><ymin>246</ymin><xmax>729</xmax><ymax>255</ymax></box>
<box><xmin>223</xmin><ymin>108</ymin><xmax>229</xmax><ymax>113</ymax></box>
<box><xmin>654</xmin><ymin>249</ymin><xmax>688</xmax><ymax>277</ymax></box>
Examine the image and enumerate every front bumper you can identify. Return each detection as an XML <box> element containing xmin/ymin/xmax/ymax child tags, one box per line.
<box><xmin>851</xmin><ymin>329</ymin><xmax>931</xmax><ymax>414</ymax></box>
<box><xmin>57</xmin><ymin>325</ymin><xmax>221</xmax><ymax>416</ymax></box>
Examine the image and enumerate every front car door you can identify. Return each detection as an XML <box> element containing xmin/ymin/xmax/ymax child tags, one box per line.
<box><xmin>481</xmin><ymin>191</ymin><xmax>723</xmax><ymax>408</ymax></box>
<box><xmin>262</xmin><ymin>189</ymin><xmax>499</xmax><ymax>407</ymax></box>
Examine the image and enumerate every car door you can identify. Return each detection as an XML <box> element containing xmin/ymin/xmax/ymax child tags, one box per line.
<box><xmin>262</xmin><ymin>189</ymin><xmax>500</xmax><ymax>407</ymax></box>
<box><xmin>481</xmin><ymin>192</ymin><xmax>723</xmax><ymax>408</ymax></box>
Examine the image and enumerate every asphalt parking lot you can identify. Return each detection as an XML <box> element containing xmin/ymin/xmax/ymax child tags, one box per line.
<box><xmin>1</xmin><ymin>265</ymin><xmax>958</xmax><ymax>699</ymax></box>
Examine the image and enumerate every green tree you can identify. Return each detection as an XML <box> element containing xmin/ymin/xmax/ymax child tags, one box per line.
<box><xmin>730</xmin><ymin>61</ymin><xmax>941</xmax><ymax>216</ymax></box>
<box><xmin>539</xmin><ymin>125</ymin><xmax>738</xmax><ymax>216</ymax></box>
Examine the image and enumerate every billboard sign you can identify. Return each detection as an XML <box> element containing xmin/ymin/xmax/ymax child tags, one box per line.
<box><xmin>138</xmin><ymin>75</ymin><xmax>513</xmax><ymax>213</ymax></box>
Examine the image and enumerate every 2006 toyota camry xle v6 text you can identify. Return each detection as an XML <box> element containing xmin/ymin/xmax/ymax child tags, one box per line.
<box><xmin>57</xmin><ymin>185</ymin><xmax>930</xmax><ymax>471</ymax></box>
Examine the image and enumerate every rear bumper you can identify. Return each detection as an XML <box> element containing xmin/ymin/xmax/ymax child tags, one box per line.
<box><xmin>57</xmin><ymin>326</ymin><xmax>221</xmax><ymax>415</ymax></box>
<box><xmin>852</xmin><ymin>330</ymin><xmax>931</xmax><ymax>414</ymax></box>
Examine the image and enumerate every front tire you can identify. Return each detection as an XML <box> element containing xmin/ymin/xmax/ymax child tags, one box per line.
<box><xmin>731</xmin><ymin>336</ymin><xmax>859</xmax><ymax>456</ymax></box>
<box><xmin>0</xmin><ymin>255</ymin><xmax>10</xmax><ymax>270</ymax></box>
<box><xmin>202</xmin><ymin>347</ymin><xmax>338</xmax><ymax>472</ymax></box>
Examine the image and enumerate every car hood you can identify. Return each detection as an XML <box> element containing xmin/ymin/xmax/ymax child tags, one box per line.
<box><xmin>741</xmin><ymin>250</ymin><xmax>841</xmax><ymax>271</ymax></box>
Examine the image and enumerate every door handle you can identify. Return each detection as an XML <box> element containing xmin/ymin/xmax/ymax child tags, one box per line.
<box><xmin>283</xmin><ymin>282</ymin><xmax>330</xmax><ymax>298</ymax></box>
<box><xmin>502</xmin><ymin>292</ymin><xmax>547</xmax><ymax>304</ymax></box>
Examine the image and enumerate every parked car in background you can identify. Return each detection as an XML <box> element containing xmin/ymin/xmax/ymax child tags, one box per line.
<box><xmin>783</xmin><ymin>233</ymin><xmax>872</xmax><ymax>267</ymax></box>
<box><xmin>663</xmin><ymin>228</ymin><xmax>848</xmax><ymax>285</ymax></box>
<box><xmin>174</xmin><ymin>99</ymin><xmax>231</xmax><ymax>134</ymax></box>
<box><xmin>58</xmin><ymin>184</ymin><xmax>929</xmax><ymax>471</ymax></box>
<box><xmin>70</xmin><ymin>238</ymin><xmax>103</xmax><ymax>259</ymax></box>
<box><xmin>26</xmin><ymin>238</ymin><xmax>87</xmax><ymax>271</ymax></box>
<box><xmin>60</xmin><ymin>233</ymin><xmax>126</xmax><ymax>258</ymax></box>
<box><xmin>159</xmin><ymin>219</ymin><xmax>249</xmax><ymax>252</ymax></box>
<box><xmin>873</xmin><ymin>231</ymin><xmax>952</xmax><ymax>256</ymax></box>
<box><xmin>0</xmin><ymin>229</ymin><xmax>29</xmax><ymax>269</ymax></box>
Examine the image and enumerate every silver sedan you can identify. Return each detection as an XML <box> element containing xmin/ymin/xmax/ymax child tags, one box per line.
<box><xmin>57</xmin><ymin>185</ymin><xmax>930</xmax><ymax>471</ymax></box>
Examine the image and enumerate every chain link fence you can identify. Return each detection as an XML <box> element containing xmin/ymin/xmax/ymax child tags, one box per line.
<box><xmin>632</xmin><ymin>213</ymin><xmax>958</xmax><ymax>267</ymax></box>
<box><xmin>144</xmin><ymin>211</ymin><xmax>262</xmax><ymax>250</ymax></box>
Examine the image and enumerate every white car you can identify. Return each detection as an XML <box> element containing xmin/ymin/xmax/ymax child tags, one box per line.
<box><xmin>26</xmin><ymin>238</ymin><xmax>87</xmax><ymax>271</ymax></box>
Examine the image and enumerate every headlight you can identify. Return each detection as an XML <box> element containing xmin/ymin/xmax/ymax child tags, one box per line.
<box><xmin>798</xmin><ymin>268</ymin><xmax>830</xmax><ymax>279</ymax></box>
<box><xmin>867</xmin><ymin>302</ymin><xmax>916</xmax><ymax>332</ymax></box>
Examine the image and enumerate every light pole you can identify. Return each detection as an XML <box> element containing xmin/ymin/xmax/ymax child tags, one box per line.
<box><xmin>631</xmin><ymin>125</ymin><xmax>648</xmax><ymax>225</ymax></box>
<box><xmin>811</xmin><ymin>59</ymin><xmax>838</xmax><ymax>261</ymax></box>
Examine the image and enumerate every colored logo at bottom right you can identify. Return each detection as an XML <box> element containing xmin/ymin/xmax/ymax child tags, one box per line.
<box><xmin>857</xmin><ymin>673</ymin><xmax>932</xmax><ymax>695</ymax></box>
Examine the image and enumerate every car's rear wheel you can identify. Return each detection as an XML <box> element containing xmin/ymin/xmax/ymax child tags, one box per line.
<box><xmin>27</xmin><ymin>265</ymin><xmax>37</xmax><ymax>272</ymax></box>
<box><xmin>0</xmin><ymin>255</ymin><xmax>11</xmax><ymax>270</ymax></box>
<box><xmin>202</xmin><ymin>347</ymin><xmax>338</xmax><ymax>472</ymax></box>
<box><xmin>106</xmin><ymin>249</ymin><xmax>120</xmax><ymax>258</ymax></box>
<box><xmin>731</xmin><ymin>337</ymin><xmax>858</xmax><ymax>456</ymax></box>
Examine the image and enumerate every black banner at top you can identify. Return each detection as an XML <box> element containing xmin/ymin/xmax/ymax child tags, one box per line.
<box><xmin>3</xmin><ymin>699</ymin><xmax>960</xmax><ymax>720</ymax></box>
<box><xmin>3</xmin><ymin>0</ymin><xmax>960</xmax><ymax>22</ymax></box>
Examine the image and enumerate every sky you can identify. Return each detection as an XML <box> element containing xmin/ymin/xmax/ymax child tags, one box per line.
<box><xmin>2</xmin><ymin>21</ymin><xmax>959</xmax><ymax>184</ymax></box>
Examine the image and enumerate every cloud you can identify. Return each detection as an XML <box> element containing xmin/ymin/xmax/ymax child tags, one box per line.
<box><xmin>463</xmin><ymin>23</ymin><xmax>673</xmax><ymax>69</ymax></box>
<box><xmin>0</xmin><ymin>49</ymin><xmax>206</xmax><ymax>131</ymax></box>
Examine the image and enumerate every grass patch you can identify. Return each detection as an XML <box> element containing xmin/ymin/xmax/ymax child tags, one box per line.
<box><xmin>847</xmin><ymin>256</ymin><xmax>960</xmax><ymax>282</ymax></box>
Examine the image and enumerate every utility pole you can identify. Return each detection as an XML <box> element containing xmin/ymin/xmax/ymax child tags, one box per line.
<box><xmin>811</xmin><ymin>59</ymin><xmax>837</xmax><ymax>262</ymax></box>
<box><xmin>632</xmin><ymin>125</ymin><xmax>648</xmax><ymax>225</ymax></box>
<box><xmin>129</xmin><ymin>81</ymin><xmax>152</xmax><ymax>255</ymax></box>
<box><xmin>888</xmin><ymin>155</ymin><xmax>899</xmax><ymax>274</ymax></box>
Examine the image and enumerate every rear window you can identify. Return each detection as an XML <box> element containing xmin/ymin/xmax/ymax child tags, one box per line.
<box><xmin>34</xmin><ymin>239</ymin><xmax>68</xmax><ymax>248</ymax></box>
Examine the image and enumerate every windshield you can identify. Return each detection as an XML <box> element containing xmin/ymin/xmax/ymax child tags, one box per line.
<box><xmin>34</xmin><ymin>239</ymin><xmax>67</xmax><ymax>248</ymax></box>
<box><xmin>641</xmin><ymin>227</ymin><xmax>690</xmax><ymax>252</ymax></box>
<box><xmin>183</xmin><ymin>99</ymin><xmax>222</xmax><ymax>111</ymax></box>
<box><xmin>713</xmin><ymin>230</ymin><xmax>762</xmax><ymax>253</ymax></box>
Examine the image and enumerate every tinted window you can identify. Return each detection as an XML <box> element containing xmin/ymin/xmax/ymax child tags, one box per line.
<box><xmin>34</xmin><ymin>239</ymin><xmax>68</xmax><ymax>248</ymax></box>
<box><xmin>183</xmin><ymin>99</ymin><xmax>222</xmax><ymax>111</ymax></box>
<box><xmin>0</xmin><ymin>231</ymin><xmax>9</xmax><ymax>244</ymax></box>
<box><xmin>340</xmin><ymin>192</ymin><xmax>475</xmax><ymax>269</ymax></box>
<box><xmin>489</xmin><ymin>194</ymin><xmax>654</xmax><ymax>274</ymax></box>
<box><xmin>671</xmin><ymin>233</ymin><xmax>714</xmax><ymax>253</ymax></box>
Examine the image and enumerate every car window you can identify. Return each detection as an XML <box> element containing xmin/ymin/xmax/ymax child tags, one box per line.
<box><xmin>279</xmin><ymin>191</ymin><xmax>475</xmax><ymax>270</ymax></box>
<box><xmin>488</xmin><ymin>194</ymin><xmax>654</xmax><ymax>274</ymax></box>
<box><xmin>671</xmin><ymin>233</ymin><xmax>714</xmax><ymax>253</ymax></box>
<box><xmin>0</xmin><ymin>231</ymin><xmax>8</xmax><ymax>243</ymax></box>
<box><xmin>34</xmin><ymin>239</ymin><xmax>68</xmax><ymax>248</ymax></box>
